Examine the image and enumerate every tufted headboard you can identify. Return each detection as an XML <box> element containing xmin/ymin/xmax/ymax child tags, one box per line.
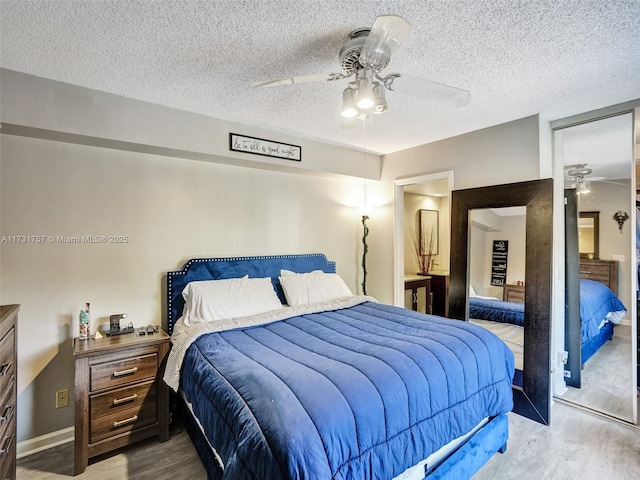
<box><xmin>165</xmin><ymin>254</ymin><xmax>336</xmax><ymax>335</ymax></box>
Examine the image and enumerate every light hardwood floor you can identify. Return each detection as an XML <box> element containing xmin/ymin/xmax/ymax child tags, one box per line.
<box><xmin>17</xmin><ymin>423</ymin><xmax>207</xmax><ymax>480</ymax></box>
<box><xmin>474</xmin><ymin>403</ymin><xmax>640</xmax><ymax>480</ymax></box>
<box><xmin>559</xmin><ymin>324</ymin><xmax>635</xmax><ymax>420</ymax></box>
<box><xmin>17</xmin><ymin>402</ymin><xmax>640</xmax><ymax>479</ymax></box>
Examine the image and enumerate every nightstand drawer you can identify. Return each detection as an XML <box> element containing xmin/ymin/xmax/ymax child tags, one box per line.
<box><xmin>90</xmin><ymin>402</ymin><xmax>156</xmax><ymax>444</ymax></box>
<box><xmin>90</xmin><ymin>353</ymin><xmax>158</xmax><ymax>392</ymax></box>
<box><xmin>0</xmin><ymin>329</ymin><xmax>15</xmax><ymax>393</ymax></box>
<box><xmin>0</xmin><ymin>384</ymin><xmax>15</xmax><ymax>434</ymax></box>
<box><xmin>91</xmin><ymin>381</ymin><xmax>156</xmax><ymax>419</ymax></box>
<box><xmin>0</xmin><ymin>415</ymin><xmax>15</xmax><ymax>464</ymax></box>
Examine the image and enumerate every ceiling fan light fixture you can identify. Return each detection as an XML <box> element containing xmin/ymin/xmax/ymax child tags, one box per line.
<box><xmin>357</xmin><ymin>107</ymin><xmax>370</xmax><ymax>120</ymax></box>
<box><xmin>372</xmin><ymin>82</ymin><xmax>387</xmax><ymax>113</ymax></box>
<box><xmin>341</xmin><ymin>87</ymin><xmax>358</xmax><ymax>117</ymax></box>
<box><xmin>252</xmin><ymin>14</ymin><xmax>472</xmax><ymax>122</ymax></box>
<box><xmin>567</xmin><ymin>163</ymin><xmax>592</xmax><ymax>195</ymax></box>
<box><xmin>577</xmin><ymin>179</ymin><xmax>590</xmax><ymax>194</ymax></box>
<box><xmin>356</xmin><ymin>71</ymin><xmax>374</xmax><ymax>109</ymax></box>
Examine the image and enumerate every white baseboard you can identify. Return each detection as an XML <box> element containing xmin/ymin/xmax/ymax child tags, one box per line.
<box><xmin>17</xmin><ymin>426</ymin><xmax>74</xmax><ymax>459</ymax></box>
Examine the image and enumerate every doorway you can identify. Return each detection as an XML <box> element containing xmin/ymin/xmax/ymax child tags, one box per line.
<box><xmin>394</xmin><ymin>171</ymin><xmax>453</xmax><ymax>310</ymax></box>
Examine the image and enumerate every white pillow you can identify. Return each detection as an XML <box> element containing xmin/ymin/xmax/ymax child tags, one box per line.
<box><xmin>181</xmin><ymin>276</ymin><xmax>282</xmax><ymax>326</ymax></box>
<box><xmin>279</xmin><ymin>271</ymin><xmax>353</xmax><ymax>306</ymax></box>
<box><xmin>280</xmin><ymin>269</ymin><xmax>323</xmax><ymax>276</ymax></box>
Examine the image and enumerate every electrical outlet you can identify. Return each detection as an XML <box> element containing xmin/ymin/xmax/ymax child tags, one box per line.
<box><xmin>56</xmin><ymin>389</ymin><xmax>69</xmax><ymax>408</ymax></box>
<box><xmin>612</xmin><ymin>254</ymin><xmax>625</xmax><ymax>262</ymax></box>
<box><xmin>564</xmin><ymin>370</ymin><xmax>572</xmax><ymax>379</ymax></box>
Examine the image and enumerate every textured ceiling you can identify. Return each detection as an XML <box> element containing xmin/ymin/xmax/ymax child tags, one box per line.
<box><xmin>1</xmin><ymin>0</ymin><xmax>639</xmax><ymax>157</ymax></box>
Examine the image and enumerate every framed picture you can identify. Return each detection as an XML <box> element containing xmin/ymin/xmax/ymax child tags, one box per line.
<box><xmin>229</xmin><ymin>133</ymin><xmax>301</xmax><ymax>162</ymax></box>
<box><xmin>419</xmin><ymin>209</ymin><xmax>439</xmax><ymax>256</ymax></box>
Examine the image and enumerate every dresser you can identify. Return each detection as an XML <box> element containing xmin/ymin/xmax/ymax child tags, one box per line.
<box><xmin>0</xmin><ymin>305</ymin><xmax>19</xmax><ymax>480</ymax></box>
<box><xmin>73</xmin><ymin>330</ymin><xmax>170</xmax><ymax>475</ymax></box>
<box><xmin>503</xmin><ymin>284</ymin><xmax>525</xmax><ymax>303</ymax></box>
<box><xmin>579</xmin><ymin>258</ymin><xmax>618</xmax><ymax>295</ymax></box>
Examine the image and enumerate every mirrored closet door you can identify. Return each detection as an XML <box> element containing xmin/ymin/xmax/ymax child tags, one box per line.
<box><xmin>554</xmin><ymin>110</ymin><xmax>638</xmax><ymax>424</ymax></box>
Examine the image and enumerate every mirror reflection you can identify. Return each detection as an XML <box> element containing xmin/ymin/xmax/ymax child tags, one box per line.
<box><xmin>578</xmin><ymin>211</ymin><xmax>599</xmax><ymax>259</ymax></box>
<box><xmin>468</xmin><ymin>207</ymin><xmax>527</xmax><ymax>377</ymax></box>
<box><xmin>557</xmin><ymin>112</ymin><xmax>636</xmax><ymax>423</ymax></box>
<box><xmin>450</xmin><ymin>178</ymin><xmax>553</xmax><ymax>425</ymax></box>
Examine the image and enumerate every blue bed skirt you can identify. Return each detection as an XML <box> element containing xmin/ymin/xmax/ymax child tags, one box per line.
<box><xmin>581</xmin><ymin>321</ymin><xmax>614</xmax><ymax>365</ymax></box>
<box><xmin>425</xmin><ymin>413</ymin><xmax>508</xmax><ymax>479</ymax></box>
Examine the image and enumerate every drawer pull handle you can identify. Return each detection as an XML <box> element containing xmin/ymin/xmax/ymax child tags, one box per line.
<box><xmin>0</xmin><ymin>363</ymin><xmax>10</xmax><ymax>376</ymax></box>
<box><xmin>0</xmin><ymin>433</ymin><xmax>14</xmax><ymax>454</ymax></box>
<box><xmin>113</xmin><ymin>415</ymin><xmax>138</xmax><ymax>428</ymax></box>
<box><xmin>112</xmin><ymin>367</ymin><xmax>138</xmax><ymax>378</ymax></box>
<box><xmin>0</xmin><ymin>404</ymin><xmax>14</xmax><ymax>422</ymax></box>
<box><xmin>580</xmin><ymin>271</ymin><xmax>590</xmax><ymax>274</ymax></box>
<box><xmin>113</xmin><ymin>394</ymin><xmax>138</xmax><ymax>406</ymax></box>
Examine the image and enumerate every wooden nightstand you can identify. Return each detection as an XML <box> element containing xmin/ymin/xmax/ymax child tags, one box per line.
<box><xmin>73</xmin><ymin>329</ymin><xmax>170</xmax><ymax>475</ymax></box>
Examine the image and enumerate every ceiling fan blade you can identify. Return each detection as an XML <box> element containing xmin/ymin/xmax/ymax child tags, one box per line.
<box><xmin>252</xmin><ymin>73</ymin><xmax>337</xmax><ymax>88</ymax></box>
<box><xmin>360</xmin><ymin>15</ymin><xmax>412</xmax><ymax>69</ymax></box>
<box><xmin>390</xmin><ymin>74</ymin><xmax>471</xmax><ymax>107</ymax></box>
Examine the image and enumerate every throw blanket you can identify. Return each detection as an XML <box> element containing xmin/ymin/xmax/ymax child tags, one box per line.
<box><xmin>172</xmin><ymin>300</ymin><xmax>515</xmax><ymax>480</ymax></box>
<box><xmin>469</xmin><ymin>297</ymin><xmax>525</xmax><ymax>326</ymax></box>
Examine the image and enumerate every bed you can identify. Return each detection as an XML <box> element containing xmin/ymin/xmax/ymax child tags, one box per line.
<box><xmin>578</xmin><ymin>278</ymin><xmax>626</xmax><ymax>364</ymax></box>
<box><xmin>163</xmin><ymin>254</ymin><xmax>515</xmax><ymax>480</ymax></box>
<box><xmin>469</xmin><ymin>279</ymin><xmax>625</xmax><ymax>370</ymax></box>
<box><xmin>469</xmin><ymin>297</ymin><xmax>524</xmax><ymax>327</ymax></box>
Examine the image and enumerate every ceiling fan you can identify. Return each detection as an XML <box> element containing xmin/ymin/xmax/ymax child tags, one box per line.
<box><xmin>566</xmin><ymin>164</ymin><xmax>593</xmax><ymax>194</ymax></box>
<box><xmin>565</xmin><ymin>163</ymin><xmax>628</xmax><ymax>194</ymax></box>
<box><xmin>252</xmin><ymin>15</ymin><xmax>471</xmax><ymax>120</ymax></box>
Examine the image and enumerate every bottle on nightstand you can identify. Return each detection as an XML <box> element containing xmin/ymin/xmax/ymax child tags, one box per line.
<box><xmin>79</xmin><ymin>302</ymin><xmax>90</xmax><ymax>339</ymax></box>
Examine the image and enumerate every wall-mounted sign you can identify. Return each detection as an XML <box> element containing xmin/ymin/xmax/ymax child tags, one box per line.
<box><xmin>229</xmin><ymin>133</ymin><xmax>301</xmax><ymax>162</ymax></box>
<box><xmin>490</xmin><ymin>240</ymin><xmax>509</xmax><ymax>286</ymax></box>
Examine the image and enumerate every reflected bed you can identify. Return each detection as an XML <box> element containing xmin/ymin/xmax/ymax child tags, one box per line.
<box><xmin>470</xmin><ymin>279</ymin><xmax>625</xmax><ymax>371</ymax></box>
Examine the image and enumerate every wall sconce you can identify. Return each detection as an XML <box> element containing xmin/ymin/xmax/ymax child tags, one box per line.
<box><xmin>613</xmin><ymin>211</ymin><xmax>629</xmax><ymax>233</ymax></box>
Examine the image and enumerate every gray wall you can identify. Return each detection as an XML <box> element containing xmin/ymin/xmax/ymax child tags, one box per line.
<box><xmin>0</xmin><ymin>70</ymin><xmax>380</xmax><ymax>447</ymax></box>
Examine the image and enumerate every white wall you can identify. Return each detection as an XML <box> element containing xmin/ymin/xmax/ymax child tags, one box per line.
<box><xmin>469</xmin><ymin>213</ymin><xmax>526</xmax><ymax>298</ymax></box>
<box><xmin>0</xmin><ymin>70</ymin><xmax>382</xmax><ymax>446</ymax></box>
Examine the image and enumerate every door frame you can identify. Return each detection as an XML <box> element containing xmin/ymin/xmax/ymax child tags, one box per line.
<box><xmin>393</xmin><ymin>171</ymin><xmax>454</xmax><ymax>307</ymax></box>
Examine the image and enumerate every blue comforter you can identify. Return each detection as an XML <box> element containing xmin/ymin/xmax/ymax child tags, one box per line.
<box><xmin>180</xmin><ymin>301</ymin><xmax>515</xmax><ymax>480</ymax></box>
<box><xmin>469</xmin><ymin>297</ymin><xmax>525</xmax><ymax>327</ymax></box>
<box><xmin>580</xmin><ymin>279</ymin><xmax>626</xmax><ymax>343</ymax></box>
